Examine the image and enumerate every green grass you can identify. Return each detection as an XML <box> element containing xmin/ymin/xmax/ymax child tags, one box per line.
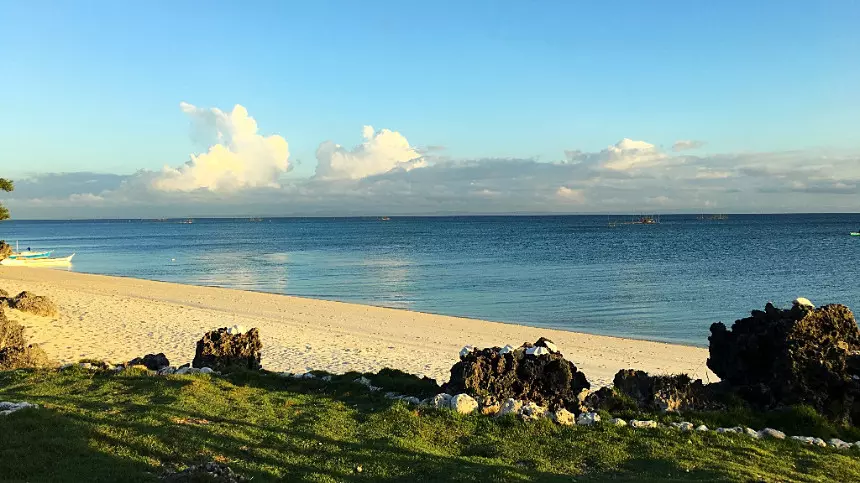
<box><xmin>1</xmin><ymin>368</ymin><xmax>859</xmax><ymax>482</ymax></box>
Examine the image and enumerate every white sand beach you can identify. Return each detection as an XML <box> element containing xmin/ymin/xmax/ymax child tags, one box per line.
<box><xmin>0</xmin><ymin>267</ymin><xmax>716</xmax><ymax>386</ymax></box>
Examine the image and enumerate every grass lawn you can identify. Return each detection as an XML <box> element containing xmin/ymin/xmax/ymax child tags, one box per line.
<box><xmin>1</xmin><ymin>367</ymin><xmax>859</xmax><ymax>482</ymax></box>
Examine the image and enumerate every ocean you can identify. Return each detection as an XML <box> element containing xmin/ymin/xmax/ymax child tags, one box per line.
<box><xmin>2</xmin><ymin>214</ymin><xmax>858</xmax><ymax>346</ymax></box>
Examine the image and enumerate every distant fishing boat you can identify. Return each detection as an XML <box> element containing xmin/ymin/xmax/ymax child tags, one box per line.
<box><xmin>380</xmin><ymin>217</ymin><xmax>391</xmax><ymax>221</ymax></box>
<box><xmin>0</xmin><ymin>253</ymin><xmax>75</xmax><ymax>267</ymax></box>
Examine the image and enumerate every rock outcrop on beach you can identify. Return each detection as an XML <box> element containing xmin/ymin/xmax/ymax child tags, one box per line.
<box><xmin>0</xmin><ymin>307</ymin><xmax>50</xmax><ymax>370</ymax></box>
<box><xmin>192</xmin><ymin>326</ymin><xmax>262</xmax><ymax>373</ymax></box>
<box><xmin>443</xmin><ymin>338</ymin><xmax>590</xmax><ymax>412</ymax></box>
<box><xmin>587</xmin><ymin>369</ymin><xmax>728</xmax><ymax>413</ymax></box>
<box><xmin>708</xmin><ymin>301</ymin><xmax>860</xmax><ymax>422</ymax></box>
<box><xmin>0</xmin><ymin>241</ymin><xmax>11</xmax><ymax>261</ymax></box>
<box><xmin>6</xmin><ymin>291</ymin><xmax>58</xmax><ymax>317</ymax></box>
<box><xmin>128</xmin><ymin>353</ymin><xmax>170</xmax><ymax>371</ymax></box>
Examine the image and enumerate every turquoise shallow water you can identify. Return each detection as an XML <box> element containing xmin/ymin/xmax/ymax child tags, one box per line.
<box><xmin>2</xmin><ymin>214</ymin><xmax>859</xmax><ymax>346</ymax></box>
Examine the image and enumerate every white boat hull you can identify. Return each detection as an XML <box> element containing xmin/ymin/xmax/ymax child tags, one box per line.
<box><xmin>1</xmin><ymin>254</ymin><xmax>75</xmax><ymax>267</ymax></box>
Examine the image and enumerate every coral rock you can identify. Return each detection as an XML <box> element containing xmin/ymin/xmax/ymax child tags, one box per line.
<box><xmin>444</xmin><ymin>338</ymin><xmax>590</xmax><ymax>412</ymax></box>
<box><xmin>128</xmin><ymin>353</ymin><xmax>170</xmax><ymax>371</ymax></box>
<box><xmin>708</xmin><ymin>303</ymin><xmax>860</xmax><ymax>423</ymax></box>
<box><xmin>192</xmin><ymin>327</ymin><xmax>262</xmax><ymax>373</ymax></box>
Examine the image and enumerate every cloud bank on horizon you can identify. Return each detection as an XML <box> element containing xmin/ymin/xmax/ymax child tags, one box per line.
<box><xmin>4</xmin><ymin>102</ymin><xmax>860</xmax><ymax>218</ymax></box>
<box><xmin>153</xmin><ymin>102</ymin><xmax>290</xmax><ymax>191</ymax></box>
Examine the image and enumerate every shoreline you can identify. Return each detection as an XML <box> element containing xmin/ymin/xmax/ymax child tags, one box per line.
<box><xmin>0</xmin><ymin>266</ymin><xmax>716</xmax><ymax>387</ymax></box>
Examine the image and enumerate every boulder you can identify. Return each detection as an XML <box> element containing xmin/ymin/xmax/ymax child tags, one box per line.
<box><xmin>552</xmin><ymin>408</ymin><xmax>575</xmax><ymax>426</ymax></box>
<box><xmin>0</xmin><ymin>308</ymin><xmax>50</xmax><ymax>370</ymax></box>
<box><xmin>479</xmin><ymin>397</ymin><xmax>501</xmax><ymax>416</ymax></box>
<box><xmin>602</xmin><ymin>369</ymin><xmax>726</xmax><ymax>413</ymax></box>
<box><xmin>575</xmin><ymin>412</ymin><xmax>600</xmax><ymax>426</ymax></box>
<box><xmin>128</xmin><ymin>353</ymin><xmax>170</xmax><ymax>371</ymax></box>
<box><xmin>8</xmin><ymin>291</ymin><xmax>58</xmax><ymax>317</ymax></box>
<box><xmin>670</xmin><ymin>422</ymin><xmax>694</xmax><ymax>431</ymax></box>
<box><xmin>192</xmin><ymin>327</ymin><xmax>262</xmax><ymax>372</ymax></box>
<box><xmin>497</xmin><ymin>398</ymin><xmax>523</xmax><ymax>417</ymax></box>
<box><xmin>450</xmin><ymin>393</ymin><xmax>478</xmax><ymax>414</ymax></box>
<box><xmin>708</xmin><ymin>302</ymin><xmax>860</xmax><ymax>422</ymax></box>
<box><xmin>629</xmin><ymin>420</ymin><xmax>658</xmax><ymax>429</ymax></box>
<box><xmin>0</xmin><ymin>288</ymin><xmax>8</xmax><ymax>298</ymax></box>
<box><xmin>443</xmin><ymin>338</ymin><xmax>590</xmax><ymax>412</ymax></box>
<box><xmin>608</xmin><ymin>418</ymin><xmax>627</xmax><ymax>427</ymax></box>
<box><xmin>431</xmin><ymin>393</ymin><xmax>453</xmax><ymax>409</ymax></box>
<box><xmin>519</xmin><ymin>402</ymin><xmax>548</xmax><ymax>420</ymax></box>
<box><xmin>0</xmin><ymin>242</ymin><xmax>11</xmax><ymax>261</ymax></box>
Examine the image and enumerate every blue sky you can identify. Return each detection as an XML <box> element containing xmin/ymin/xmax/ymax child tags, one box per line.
<box><xmin>1</xmin><ymin>1</ymin><xmax>859</xmax><ymax>217</ymax></box>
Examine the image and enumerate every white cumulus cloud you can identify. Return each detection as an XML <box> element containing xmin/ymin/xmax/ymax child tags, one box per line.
<box><xmin>563</xmin><ymin>138</ymin><xmax>673</xmax><ymax>171</ymax></box>
<box><xmin>153</xmin><ymin>102</ymin><xmax>290</xmax><ymax>192</ymax></box>
<box><xmin>600</xmin><ymin>138</ymin><xmax>669</xmax><ymax>171</ymax></box>
<box><xmin>314</xmin><ymin>125</ymin><xmax>425</xmax><ymax>180</ymax></box>
<box><xmin>556</xmin><ymin>186</ymin><xmax>585</xmax><ymax>203</ymax></box>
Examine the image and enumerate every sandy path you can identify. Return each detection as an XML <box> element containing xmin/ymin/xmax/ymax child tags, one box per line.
<box><xmin>0</xmin><ymin>267</ymin><xmax>716</xmax><ymax>387</ymax></box>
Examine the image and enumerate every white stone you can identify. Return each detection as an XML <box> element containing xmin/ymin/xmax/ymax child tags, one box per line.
<box><xmin>226</xmin><ymin>325</ymin><xmax>247</xmax><ymax>335</ymax></box>
<box><xmin>299</xmin><ymin>372</ymin><xmax>315</xmax><ymax>379</ymax></box>
<box><xmin>459</xmin><ymin>346</ymin><xmax>473</xmax><ymax>358</ymax></box>
<box><xmin>402</xmin><ymin>396</ymin><xmax>421</xmax><ymax>405</ymax></box>
<box><xmin>793</xmin><ymin>297</ymin><xmax>814</xmax><ymax>309</ymax></box>
<box><xmin>355</xmin><ymin>376</ymin><xmax>372</xmax><ymax>387</ymax></box>
<box><xmin>431</xmin><ymin>393</ymin><xmax>453</xmax><ymax>409</ymax></box>
<box><xmin>670</xmin><ymin>422</ymin><xmax>694</xmax><ymax>431</ymax></box>
<box><xmin>0</xmin><ymin>401</ymin><xmax>38</xmax><ymax>416</ymax></box>
<box><xmin>157</xmin><ymin>367</ymin><xmax>176</xmax><ymax>375</ymax></box>
<box><xmin>542</xmin><ymin>340</ymin><xmax>559</xmax><ymax>353</ymax></box>
<box><xmin>695</xmin><ymin>425</ymin><xmax>709</xmax><ymax>432</ymax></box>
<box><xmin>828</xmin><ymin>438</ymin><xmax>850</xmax><ymax>449</ymax></box>
<box><xmin>451</xmin><ymin>394</ymin><xmax>479</xmax><ymax>414</ymax></box>
<box><xmin>608</xmin><ymin>418</ymin><xmax>628</xmax><ymax>427</ymax></box>
<box><xmin>743</xmin><ymin>427</ymin><xmax>760</xmax><ymax>438</ymax></box>
<box><xmin>716</xmin><ymin>427</ymin><xmax>739</xmax><ymax>434</ymax></box>
<box><xmin>630</xmin><ymin>420</ymin><xmax>658</xmax><ymax>429</ymax></box>
<box><xmin>525</xmin><ymin>346</ymin><xmax>550</xmax><ymax>356</ymax></box>
<box><xmin>757</xmin><ymin>428</ymin><xmax>786</xmax><ymax>440</ymax></box>
<box><xmin>552</xmin><ymin>408</ymin><xmax>575</xmax><ymax>426</ymax></box>
<box><xmin>791</xmin><ymin>436</ymin><xmax>815</xmax><ymax>444</ymax></box>
<box><xmin>79</xmin><ymin>362</ymin><xmax>93</xmax><ymax>369</ymax></box>
<box><xmin>576</xmin><ymin>412</ymin><xmax>600</xmax><ymax>426</ymax></box>
<box><xmin>812</xmin><ymin>438</ymin><xmax>827</xmax><ymax>447</ymax></box>
<box><xmin>498</xmin><ymin>398</ymin><xmax>523</xmax><ymax>417</ymax></box>
<box><xmin>199</xmin><ymin>367</ymin><xmax>215</xmax><ymax>374</ymax></box>
<box><xmin>175</xmin><ymin>367</ymin><xmax>191</xmax><ymax>375</ymax></box>
<box><xmin>499</xmin><ymin>345</ymin><xmax>514</xmax><ymax>355</ymax></box>
<box><xmin>519</xmin><ymin>402</ymin><xmax>548</xmax><ymax>420</ymax></box>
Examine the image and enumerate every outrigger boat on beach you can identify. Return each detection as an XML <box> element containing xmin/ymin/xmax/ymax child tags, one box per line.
<box><xmin>8</xmin><ymin>250</ymin><xmax>53</xmax><ymax>260</ymax></box>
<box><xmin>0</xmin><ymin>253</ymin><xmax>75</xmax><ymax>267</ymax></box>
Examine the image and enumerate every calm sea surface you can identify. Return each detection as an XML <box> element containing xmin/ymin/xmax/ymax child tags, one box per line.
<box><xmin>2</xmin><ymin>214</ymin><xmax>858</xmax><ymax>346</ymax></box>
